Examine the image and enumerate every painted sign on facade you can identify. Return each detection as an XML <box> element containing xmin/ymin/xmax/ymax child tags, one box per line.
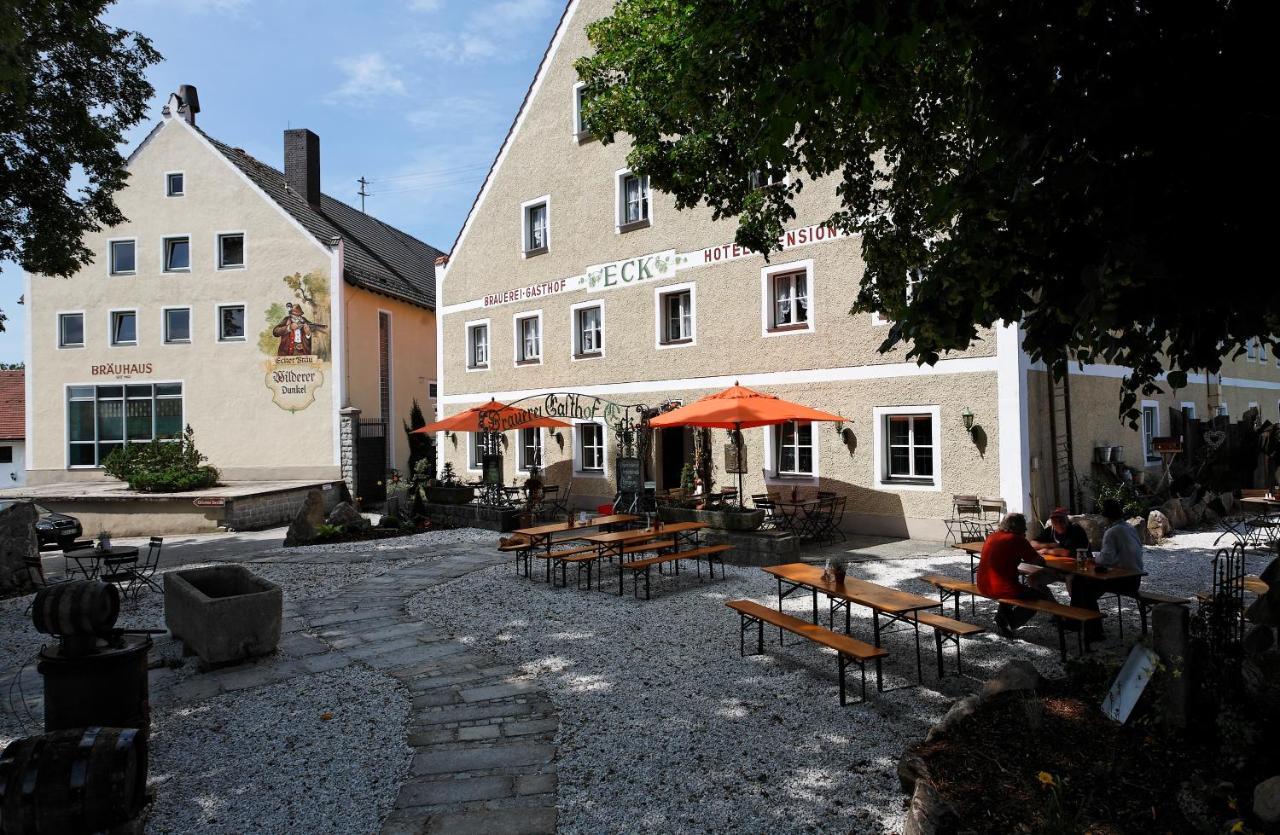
<box><xmin>582</xmin><ymin>250</ymin><xmax>678</xmax><ymax>292</ymax></box>
<box><xmin>260</xmin><ymin>271</ymin><xmax>330</xmax><ymax>412</ymax></box>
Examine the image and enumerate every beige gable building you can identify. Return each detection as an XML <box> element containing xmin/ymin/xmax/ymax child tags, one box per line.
<box><xmin>24</xmin><ymin>86</ymin><xmax>442</xmax><ymax>503</ymax></box>
<box><xmin>436</xmin><ymin>0</ymin><xmax>1280</xmax><ymax>537</ymax></box>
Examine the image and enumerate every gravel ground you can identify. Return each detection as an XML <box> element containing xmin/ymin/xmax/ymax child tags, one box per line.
<box><xmin>248</xmin><ymin>526</ymin><xmax>497</xmax><ymax>559</ymax></box>
<box><xmin>146</xmin><ymin>665</ymin><xmax>411</xmax><ymax>835</ymax></box>
<box><xmin>407</xmin><ymin>530</ymin><xmax>1274</xmax><ymax>835</ymax></box>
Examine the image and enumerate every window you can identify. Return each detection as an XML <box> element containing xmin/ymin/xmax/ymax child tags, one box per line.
<box><xmin>1180</xmin><ymin>402</ymin><xmax>1196</xmax><ymax>420</ymax></box>
<box><xmin>573</xmin><ymin>304</ymin><xmax>603</xmax><ymax>357</ymax></box>
<box><xmin>166</xmin><ymin>172</ymin><xmax>184</xmax><ymax>197</ymax></box>
<box><xmin>748</xmin><ymin>169</ymin><xmax>782</xmax><ymax>190</ymax></box>
<box><xmin>657</xmin><ymin>285</ymin><xmax>694</xmax><ymax>346</ymax></box>
<box><xmin>884</xmin><ymin>413</ymin><xmax>935</xmax><ymax>483</ymax></box>
<box><xmin>775</xmin><ymin>421</ymin><xmax>814</xmax><ymax>475</ymax></box>
<box><xmin>468</xmin><ymin>432</ymin><xmax>484</xmax><ymax>470</ymax></box>
<box><xmin>466</xmin><ymin>322</ymin><xmax>489</xmax><ymax>369</ymax></box>
<box><xmin>1217</xmin><ymin>402</ymin><xmax>1229</xmax><ymax>418</ymax></box>
<box><xmin>519</xmin><ymin>428</ymin><xmax>543</xmax><ymax>471</ymax></box>
<box><xmin>67</xmin><ymin>383</ymin><xmax>183</xmax><ymax>467</ymax></box>
<box><xmin>164</xmin><ymin>308</ymin><xmax>191</xmax><ymax>344</ymax></box>
<box><xmin>516</xmin><ymin>313</ymin><xmax>541</xmax><ymax>364</ymax></box>
<box><xmin>109</xmin><ymin>240</ymin><xmax>136</xmax><ymax>275</ymax></box>
<box><xmin>870</xmin><ymin>269</ymin><xmax>922</xmax><ymax>326</ymax></box>
<box><xmin>428</xmin><ymin>382</ymin><xmax>438</xmax><ymax>398</ymax></box>
<box><xmin>578</xmin><ymin>423</ymin><xmax>605</xmax><ymax>473</ymax></box>
<box><xmin>163</xmin><ymin>236</ymin><xmax>190</xmax><ymax>272</ymax></box>
<box><xmin>1141</xmin><ymin>401</ymin><xmax>1160</xmax><ymax>463</ymax></box>
<box><xmin>572</xmin><ymin>82</ymin><xmax>592</xmax><ymax>140</ymax></box>
<box><xmin>1247</xmin><ymin>339</ymin><xmax>1259</xmax><ymax>361</ymax></box>
<box><xmin>218</xmin><ymin>234</ymin><xmax>245</xmax><ymax>269</ymax></box>
<box><xmin>0</xmin><ymin>447</ymin><xmax>11</xmax><ymax>464</ymax></box>
<box><xmin>617</xmin><ymin>171</ymin><xmax>650</xmax><ymax>229</ymax></box>
<box><xmin>111</xmin><ymin>311</ymin><xmax>137</xmax><ymax>346</ymax></box>
<box><xmin>523</xmin><ymin>198</ymin><xmax>549</xmax><ymax>255</ymax></box>
<box><xmin>58</xmin><ymin>313</ymin><xmax>84</xmax><ymax>348</ymax></box>
<box><xmin>218</xmin><ymin>305</ymin><xmax>245</xmax><ymax>341</ymax></box>
<box><xmin>764</xmin><ymin>265</ymin><xmax>811</xmax><ymax>333</ymax></box>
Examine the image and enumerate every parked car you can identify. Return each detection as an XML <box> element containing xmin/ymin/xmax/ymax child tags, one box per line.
<box><xmin>0</xmin><ymin>500</ymin><xmax>83</xmax><ymax>551</ymax></box>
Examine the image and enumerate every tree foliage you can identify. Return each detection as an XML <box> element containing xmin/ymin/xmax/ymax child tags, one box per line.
<box><xmin>0</xmin><ymin>0</ymin><xmax>160</xmax><ymax>323</ymax></box>
<box><xmin>576</xmin><ymin>1</ymin><xmax>1278</xmax><ymax>421</ymax></box>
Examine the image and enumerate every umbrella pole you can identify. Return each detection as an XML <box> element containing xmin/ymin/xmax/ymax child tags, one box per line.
<box><xmin>736</xmin><ymin>423</ymin><xmax>745</xmax><ymax>506</ymax></box>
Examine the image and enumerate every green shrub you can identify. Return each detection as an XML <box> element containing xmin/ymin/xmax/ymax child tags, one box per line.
<box><xmin>314</xmin><ymin>523</ymin><xmax>343</xmax><ymax>542</ymax></box>
<box><xmin>102</xmin><ymin>425</ymin><xmax>220</xmax><ymax>493</ymax></box>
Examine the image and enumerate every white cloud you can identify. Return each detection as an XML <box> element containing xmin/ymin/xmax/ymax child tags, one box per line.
<box><xmin>416</xmin><ymin>0</ymin><xmax>557</xmax><ymax>66</ymax></box>
<box><xmin>326</xmin><ymin>53</ymin><xmax>409</xmax><ymax>104</ymax></box>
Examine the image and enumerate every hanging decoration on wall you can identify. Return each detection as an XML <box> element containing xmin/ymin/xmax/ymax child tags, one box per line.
<box><xmin>260</xmin><ymin>271</ymin><xmax>330</xmax><ymax>412</ymax></box>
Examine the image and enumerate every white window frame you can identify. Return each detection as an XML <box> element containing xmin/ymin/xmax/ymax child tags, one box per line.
<box><xmin>216</xmin><ymin>231</ymin><xmax>246</xmax><ymax>270</ymax></box>
<box><xmin>872</xmin><ymin>405</ymin><xmax>942</xmax><ymax>492</ymax></box>
<box><xmin>216</xmin><ymin>303</ymin><xmax>247</xmax><ymax>343</ymax></box>
<box><xmin>760</xmin><ymin>258</ymin><xmax>814</xmax><ymax>337</ymax></box>
<box><xmin>570</xmin><ymin>300</ymin><xmax>604</xmax><ymax>360</ymax></box>
<box><xmin>161</xmin><ymin>234</ymin><xmax>192</xmax><ymax>273</ymax></box>
<box><xmin>762</xmin><ymin>420</ymin><xmax>818</xmax><ymax>479</ymax></box>
<box><xmin>573</xmin><ymin>420</ymin><xmax>608</xmax><ymax>477</ymax></box>
<box><xmin>1179</xmin><ymin>401</ymin><xmax>1196</xmax><ymax>420</ymax></box>
<box><xmin>57</xmin><ymin>311</ymin><xmax>85</xmax><ymax>349</ymax></box>
<box><xmin>107</xmin><ymin>238</ymin><xmax>137</xmax><ymax>277</ymax></box>
<box><xmin>464</xmin><ymin>318</ymin><xmax>490</xmax><ymax>371</ymax></box>
<box><xmin>467</xmin><ymin>432</ymin><xmax>485</xmax><ymax>472</ymax></box>
<box><xmin>513</xmin><ymin>310</ymin><xmax>543</xmax><ymax>366</ymax></box>
<box><xmin>1140</xmin><ymin>399</ymin><xmax>1161</xmax><ymax>464</ymax></box>
<box><xmin>1217</xmin><ymin>402</ymin><xmax>1230</xmax><ymax>418</ymax></box>
<box><xmin>65</xmin><ymin>380</ymin><xmax>186</xmax><ymax>470</ymax></box>
<box><xmin>109</xmin><ymin>309</ymin><xmax>138</xmax><ymax>347</ymax></box>
<box><xmin>162</xmin><ymin>306</ymin><xmax>192</xmax><ymax>345</ymax></box>
<box><xmin>654</xmin><ymin>281</ymin><xmax>697</xmax><ymax>349</ymax></box>
<box><xmin>518</xmin><ymin>427</ymin><xmax>543</xmax><ymax>472</ymax></box>
<box><xmin>572</xmin><ymin>81</ymin><xmax>591</xmax><ymax>141</ymax></box>
<box><xmin>165</xmin><ymin>170</ymin><xmax>185</xmax><ymax>197</ymax></box>
<box><xmin>869</xmin><ymin>269</ymin><xmax>922</xmax><ymax>326</ymax></box>
<box><xmin>615</xmin><ymin>169</ymin><xmax>651</xmax><ymax>231</ymax></box>
<box><xmin>520</xmin><ymin>195</ymin><xmax>550</xmax><ymax>256</ymax></box>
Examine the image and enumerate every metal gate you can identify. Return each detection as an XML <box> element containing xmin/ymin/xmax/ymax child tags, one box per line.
<box><xmin>356</xmin><ymin>419</ymin><xmax>388</xmax><ymax>504</ymax></box>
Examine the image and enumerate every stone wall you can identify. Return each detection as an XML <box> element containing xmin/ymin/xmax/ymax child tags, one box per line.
<box><xmin>224</xmin><ymin>482</ymin><xmax>346</xmax><ymax>531</ymax></box>
<box><xmin>0</xmin><ymin>502</ymin><xmax>37</xmax><ymax>596</ymax></box>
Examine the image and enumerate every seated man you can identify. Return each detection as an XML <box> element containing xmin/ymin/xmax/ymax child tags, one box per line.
<box><xmin>1028</xmin><ymin>506</ymin><xmax>1093</xmax><ymax>591</ymax></box>
<box><xmin>976</xmin><ymin>512</ymin><xmax>1051</xmax><ymax>638</ymax></box>
<box><xmin>1070</xmin><ymin>498</ymin><xmax>1144</xmax><ymax>641</ymax></box>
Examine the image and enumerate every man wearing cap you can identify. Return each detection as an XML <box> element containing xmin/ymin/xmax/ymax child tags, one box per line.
<box><xmin>1033</xmin><ymin>507</ymin><xmax>1091</xmax><ymax>557</ymax></box>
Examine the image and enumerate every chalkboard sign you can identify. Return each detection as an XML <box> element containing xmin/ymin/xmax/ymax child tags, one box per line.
<box><xmin>724</xmin><ymin>443</ymin><xmax>747</xmax><ymax>474</ymax></box>
<box><xmin>616</xmin><ymin>457</ymin><xmax>642</xmax><ymax>493</ymax></box>
<box><xmin>482</xmin><ymin>454</ymin><xmax>504</xmax><ymax>486</ymax></box>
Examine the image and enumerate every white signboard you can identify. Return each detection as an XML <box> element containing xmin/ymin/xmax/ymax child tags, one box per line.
<box><xmin>582</xmin><ymin>250</ymin><xmax>679</xmax><ymax>292</ymax></box>
<box><xmin>1101</xmin><ymin>645</ymin><xmax>1159</xmax><ymax>723</ymax></box>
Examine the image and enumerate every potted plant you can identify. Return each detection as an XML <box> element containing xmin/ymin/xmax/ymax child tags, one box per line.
<box><xmin>425</xmin><ymin>462</ymin><xmax>475</xmax><ymax>505</ymax></box>
<box><xmin>657</xmin><ymin>495</ymin><xmax>765</xmax><ymax>531</ymax></box>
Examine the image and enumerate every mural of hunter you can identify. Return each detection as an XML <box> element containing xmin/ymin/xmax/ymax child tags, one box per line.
<box><xmin>261</xmin><ymin>271</ymin><xmax>331</xmax><ymax>412</ymax></box>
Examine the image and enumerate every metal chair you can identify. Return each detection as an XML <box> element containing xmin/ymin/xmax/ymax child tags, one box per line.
<box><xmin>943</xmin><ymin>495</ymin><xmax>981</xmax><ymax>545</ymax></box>
<box><xmin>751</xmin><ymin>493</ymin><xmax>782</xmax><ymax>530</ymax></box>
<box><xmin>126</xmin><ymin>537</ymin><xmax>163</xmax><ymax>598</ymax></box>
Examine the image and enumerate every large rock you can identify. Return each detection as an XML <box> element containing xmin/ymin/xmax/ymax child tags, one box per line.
<box><xmin>1128</xmin><ymin>517</ymin><xmax>1153</xmax><ymax>545</ymax></box>
<box><xmin>327</xmin><ymin>501</ymin><xmax>369</xmax><ymax>532</ymax></box>
<box><xmin>1255</xmin><ymin>776</ymin><xmax>1280</xmax><ymax>825</ymax></box>
<box><xmin>980</xmin><ymin>659</ymin><xmax>1043</xmax><ymax>700</ymax></box>
<box><xmin>0</xmin><ymin>501</ymin><xmax>38</xmax><ymax>596</ymax></box>
<box><xmin>903</xmin><ymin>778</ymin><xmax>959</xmax><ymax>835</ymax></box>
<box><xmin>1159</xmin><ymin>499</ymin><xmax>1187</xmax><ymax>530</ymax></box>
<box><xmin>1146</xmin><ymin>509</ymin><xmax>1172</xmax><ymax>542</ymax></box>
<box><xmin>1070</xmin><ymin>514</ymin><xmax>1107</xmax><ymax>550</ymax></box>
<box><xmin>925</xmin><ymin>694</ymin><xmax>981</xmax><ymax>742</ymax></box>
<box><xmin>284</xmin><ymin>489</ymin><xmax>326</xmax><ymax>546</ymax></box>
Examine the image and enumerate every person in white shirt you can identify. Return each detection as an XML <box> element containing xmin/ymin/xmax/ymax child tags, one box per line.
<box><xmin>1070</xmin><ymin>498</ymin><xmax>1143</xmax><ymax>641</ymax></box>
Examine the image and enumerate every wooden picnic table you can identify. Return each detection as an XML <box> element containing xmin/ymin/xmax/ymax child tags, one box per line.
<box><xmin>1241</xmin><ymin>496</ymin><xmax>1280</xmax><ymax>509</ymax></box>
<box><xmin>512</xmin><ymin>514</ymin><xmax>640</xmax><ymax>555</ymax></box>
<box><xmin>951</xmin><ymin>539</ymin><xmax>1145</xmax><ymax>582</ymax></box>
<box><xmin>763</xmin><ymin>562</ymin><xmax>942</xmax><ymax>686</ymax></box>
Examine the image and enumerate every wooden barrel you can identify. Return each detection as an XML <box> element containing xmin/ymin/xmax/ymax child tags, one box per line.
<box><xmin>31</xmin><ymin>580</ymin><xmax>119</xmax><ymax>637</ymax></box>
<box><xmin>0</xmin><ymin>727</ymin><xmax>145</xmax><ymax>834</ymax></box>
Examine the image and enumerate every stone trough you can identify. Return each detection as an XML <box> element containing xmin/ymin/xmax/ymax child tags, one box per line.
<box><xmin>164</xmin><ymin>565</ymin><xmax>282</xmax><ymax>667</ymax></box>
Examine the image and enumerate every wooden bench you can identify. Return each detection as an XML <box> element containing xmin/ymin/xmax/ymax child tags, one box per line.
<box><xmin>726</xmin><ymin>600</ymin><xmax>887</xmax><ymax>705</ymax></box>
<box><xmin>529</xmin><ymin>545</ymin><xmax>599</xmax><ymax>585</ymax></box>
<box><xmin>620</xmin><ymin>544</ymin><xmax>732</xmax><ymax>599</ymax></box>
<box><xmin>920</xmin><ymin>574</ymin><xmax>1102</xmax><ymax>660</ymax></box>
<box><xmin>909</xmin><ymin>611</ymin><xmax>985</xmax><ymax>677</ymax></box>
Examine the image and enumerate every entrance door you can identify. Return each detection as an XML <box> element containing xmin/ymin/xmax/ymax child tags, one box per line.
<box><xmin>357</xmin><ymin>419</ymin><xmax>388</xmax><ymax>504</ymax></box>
<box><xmin>660</xmin><ymin>427</ymin><xmax>688</xmax><ymax>491</ymax></box>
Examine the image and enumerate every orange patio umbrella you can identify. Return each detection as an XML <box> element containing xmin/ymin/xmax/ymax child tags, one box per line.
<box><xmin>649</xmin><ymin>383</ymin><xmax>848</xmax><ymax>501</ymax></box>
<box><xmin>410</xmin><ymin>399</ymin><xmax>570</xmax><ymax>435</ymax></box>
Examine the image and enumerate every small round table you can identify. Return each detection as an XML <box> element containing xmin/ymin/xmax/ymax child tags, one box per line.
<box><xmin>66</xmin><ymin>546</ymin><xmax>139</xmax><ymax>581</ymax></box>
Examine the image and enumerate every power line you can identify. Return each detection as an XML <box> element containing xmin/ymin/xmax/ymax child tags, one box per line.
<box><xmin>373</xmin><ymin>162</ymin><xmax>491</xmax><ymax>183</ymax></box>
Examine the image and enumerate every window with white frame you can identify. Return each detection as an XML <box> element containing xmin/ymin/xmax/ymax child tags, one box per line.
<box><xmin>111</xmin><ymin>311</ymin><xmax>137</xmax><ymax>346</ymax></box>
<box><xmin>469</xmin><ymin>432</ymin><xmax>485</xmax><ymax>470</ymax></box>
<box><xmin>618</xmin><ymin>172</ymin><xmax>649</xmax><ymax>228</ymax></box>
<box><xmin>578</xmin><ymin>423</ymin><xmax>604</xmax><ymax>472</ymax></box>
<box><xmin>574</xmin><ymin>304</ymin><xmax>603</xmax><ymax>357</ymax></box>
<box><xmin>163</xmin><ymin>236</ymin><xmax>190</xmax><ymax>272</ymax></box>
<box><xmin>218</xmin><ymin>234</ymin><xmax>245</xmax><ymax>269</ymax></box>
<box><xmin>573</xmin><ymin>82</ymin><xmax>591</xmax><ymax>139</ymax></box>
<box><xmin>519</xmin><ymin>428</ymin><xmax>543</xmax><ymax>471</ymax></box>
<box><xmin>1247</xmin><ymin>338</ymin><xmax>1259</xmax><ymax>361</ymax></box>
<box><xmin>67</xmin><ymin>382</ymin><xmax>183</xmax><ymax>467</ymax></box>
<box><xmin>1141</xmin><ymin>401</ymin><xmax>1160</xmax><ymax>463</ymax></box>
<box><xmin>1180</xmin><ymin>402</ymin><xmax>1196</xmax><ymax>420</ymax></box>
<box><xmin>870</xmin><ymin>269</ymin><xmax>922</xmax><ymax>326</ymax></box>
<box><xmin>884</xmin><ymin>413</ymin><xmax>935</xmax><ymax>483</ymax></box>
<box><xmin>166</xmin><ymin>172</ymin><xmax>184</xmax><ymax>197</ymax></box>
<box><xmin>218</xmin><ymin>305</ymin><xmax>245</xmax><ymax>341</ymax></box>
<box><xmin>1217</xmin><ymin>402</ymin><xmax>1229</xmax><ymax>418</ymax></box>
<box><xmin>523</xmin><ymin>200</ymin><xmax>548</xmax><ymax>254</ymax></box>
<box><xmin>58</xmin><ymin>313</ymin><xmax>84</xmax><ymax>348</ymax></box>
<box><xmin>747</xmin><ymin>169</ymin><xmax>782</xmax><ymax>190</ymax></box>
<box><xmin>109</xmin><ymin>240</ymin><xmax>136</xmax><ymax>275</ymax></box>
<box><xmin>467</xmin><ymin>322</ymin><xmax>489</xmax><ymax>369</ymax></box>
<box><xmin>658</xmin><ymin>287</ymin><xmax>694</xmax><ymax>345</ymax></box>
<box><xmin>163</xmin><ymin>308</ymin><xmax>190</xmax><ymax>344</ymax></box>
<box><xmin>766</xmin><ymin>267</ymin><xmax>810</xmax><ymax>331</ymax></box>
<box><xmin>775</xmin><ymin>421</ymin><xmax>814</xmax><ymax>475</ymax></box>
<box><xmin>516</xmin><ymin>314</ymin><xmax>541</xmax><ymax>364</ymax></box>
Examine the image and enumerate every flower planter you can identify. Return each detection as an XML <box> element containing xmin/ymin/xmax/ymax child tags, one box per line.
<box><xmin>657</xmin><ymin>505</ymin><xmax>765</xmax><ymax>531</ymax></box>
<box><xmin>425</xmin><ymin>485</ymin><xmax>476</xmax><ymax>505</ymax></box>
<box><xmin>164</xmin><ymin>565</ymin><xmax>281</xmax><ymax>667</ymax></box>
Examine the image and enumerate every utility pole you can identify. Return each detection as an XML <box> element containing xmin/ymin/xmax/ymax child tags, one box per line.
<box><xmin>357</xmin><ymin>177</ymin><xmax>370</xmax><ymax>212</ymax></box>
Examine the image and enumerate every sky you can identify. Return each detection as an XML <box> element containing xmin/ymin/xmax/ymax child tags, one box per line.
<box><xmin>0</xmin><ymin>0</ymin><xmax>567</xmax><ymax>363</ymax></box>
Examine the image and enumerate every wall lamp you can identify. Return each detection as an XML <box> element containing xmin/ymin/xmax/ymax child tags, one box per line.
<box><xmin>961</xmin><ymin>407</ymin><xmax>976</xmax><ymax>433</ymax></box>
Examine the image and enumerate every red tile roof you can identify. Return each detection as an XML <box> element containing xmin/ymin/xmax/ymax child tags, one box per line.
<box><xmin>0</xmin><ymin>370</ymin><xmax>24</xmax><ymax>440</ymax></box>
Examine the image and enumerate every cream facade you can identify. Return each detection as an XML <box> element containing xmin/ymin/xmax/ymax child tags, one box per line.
<box><xmin>24</xmin><ymin>88</ymin><xmax>440</xmax><ymax>488</ymax></box>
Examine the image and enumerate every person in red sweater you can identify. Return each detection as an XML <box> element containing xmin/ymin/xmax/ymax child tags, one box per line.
<box><xmin>976</xmin><ymin>513</ymin><xmax>1051</xmax><ymax>637</ymax></box>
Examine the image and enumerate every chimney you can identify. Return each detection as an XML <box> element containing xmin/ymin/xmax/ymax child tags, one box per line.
<box><xmin>177</xmin><ymin>84</ymin><xmax>200</xmax><ymax>125</ymax></box>
<box><xmin>283</xmin><ymin>129</ymin><xmax>321</xmax><ymax>208</ymax></box>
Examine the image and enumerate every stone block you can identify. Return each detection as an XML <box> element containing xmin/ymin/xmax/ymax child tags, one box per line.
<box><xmin>164</xmin><ymin>565</ymin><xmax>281</xmax><ymax>667</ymax></box>
<box><xmin>1152</xmin><ymin>603</ymin><xmax>1190</xmax><ymax>729</ymax></box>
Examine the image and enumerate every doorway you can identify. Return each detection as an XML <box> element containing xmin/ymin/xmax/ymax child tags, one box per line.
<box><xmin>660</xmin><ymin>427</ymin><xmax>689</xmax><ymax>491</ymax></box>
